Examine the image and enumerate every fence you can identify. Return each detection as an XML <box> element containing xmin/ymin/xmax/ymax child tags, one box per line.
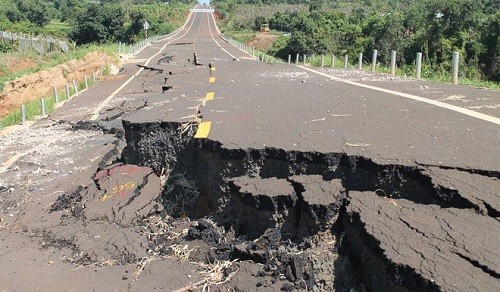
<box><xmin>118</xmin><ymin>35</ymin><xmax>164</xmax><ymax>55</ymax></box>
<box><xmin>0</xmin><ymin>31</ymin><xmax>69</xmax><ymax>54</ymax></box>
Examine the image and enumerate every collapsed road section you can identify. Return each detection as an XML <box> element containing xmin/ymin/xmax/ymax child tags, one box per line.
<box><xmin>112</xmin><ymin>111</ymin><xmax>499</xmax><ymax>291</ymax></box>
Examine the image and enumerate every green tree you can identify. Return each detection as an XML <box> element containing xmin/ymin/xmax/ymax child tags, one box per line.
<box><xmin>480</xmin><ymin>11</ymin><xmax>500</xmax><ymax>81</ymax></box>
<box><xmin>14</xmin><ymin>0</ymin><xmax>51</xmax><ymax>27</ymax></box>
<box><xmin>70</xmin><ymin>3</ymin><xmax>125</xmax><ymax>44</ymax></box>
<box><xmin>124</xmin><ymin>11</ymin><xmax>147</xmax><ymax>42</ymax></box>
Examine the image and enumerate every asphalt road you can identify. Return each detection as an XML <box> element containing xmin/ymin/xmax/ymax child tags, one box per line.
<box><xmin>0</xmin><ymin>7</ymin><xmax>499</xmax><ymax>291</ymax></box>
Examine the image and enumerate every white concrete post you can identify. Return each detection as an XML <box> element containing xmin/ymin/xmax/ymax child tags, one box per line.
<box><xmin>21</xmin><ymin>105</ymin><xmax>26</xmax><ymax>125</ymax></box>
<box><xmin>416</xmin><ymin>52</ymin><xmax>423</xmax><ymax>79</ymax></box>
<box><xmin>321</xmin><ymin>55</ymin><xmax>325</xmax><ymax>67</ymax></box>
<box><xmin>65</xmin><ymin>84</ymin><xmax>70</xmax><ymax>99</ymax></box>
<box><xmin>54</xmin><ymin>87</ymin><xmax>59</xmax><ymax>103</ymax></box>
<box><xmin>84</xmin><ymin>76</ymin><xmax>88</xmax><ymax>89</ymax></box>
<box><xmin>371</xmin><ymin>49</ymin><xmax>378</xmax><ymax>72</ymax></box>
<box><xmin>331</xmin><ymin>55</ymin><xmax>335</xmax><ymax>67</ymax></box>
<box><xmin>344</xmin><ymin>55</ymin><xmax>348</xmax><ymax>68</ymax></box>
<box><xmin>73</xmin><ymin>80</ymin><xmax>78</xmax><ymax>93</ymax></box>
<box><xmin>452</xmin><ymin>52</ymin><xmax>459</xmax><ymax>84</ymax></box>
<box><xmin>296</xmin><ymin>53</ymin><xmax>299</xmax><ymax>64</ymax></box>
<box><xmin>303</xmin><ymin>54</ymin><xmax>307</xmax><ymax>65</ymax></box>
<box><xmin>358</xmin><ymin>53</ymin><xmax>363</xmax><ymax>69</ymax></box>
<box><xmin>288</xmin><ymin>54</ymin><xmax>291</xmax><ymax>63</ymax></box>
<box><xmin>390</xmin><ymin>50</ymin><xmax>397</xmax><ymax>75</ymax></box>
<box><xmin>41</xmin><ymin>98</ymin><xmax>46</xmax><ymax>116</ymax></box>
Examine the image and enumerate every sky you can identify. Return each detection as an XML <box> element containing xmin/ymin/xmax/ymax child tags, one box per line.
<box><xmin>197</xmin><ymin>0</ymin><xmax>210</xmax><ymax>4</ymax></box>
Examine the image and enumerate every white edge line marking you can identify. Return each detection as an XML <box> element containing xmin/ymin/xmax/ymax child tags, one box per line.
<box><xmin>0</xmin><ymin>131</ymin><xmax>71</xmax><ymax>174</ymax></box>
<box><xmin>0</xmin><ymin>152</ymin><xmax>26</xmax><ymax>173</ymax></box>
<box><xmin>207</xmin><ymin>11</ymin><xmax>239</xmax><ymax>61</ymax></box>
<box><xmin>209</xmin><ymin>11</ymin><xmax>256</xmax><ymax>60</ymax></box>
<box><xmin>90</xmin><ymin>12</ymin><xmax>197</xmax><ymax>120</ymax></box>
<box><xmin>298</xmin><ymin>65</ymin><xmax>500</xmax><ymax>126</ymax></box>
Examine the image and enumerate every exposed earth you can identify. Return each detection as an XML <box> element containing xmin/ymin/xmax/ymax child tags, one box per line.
<box><xmin>0</xmin><ymin>51</ymin><xmax>117</xmax><ymax>118</ymax></box>
<box><xmin>246</xmin><ymin>32</ymin><xmax>280</xmax><ymax>51</ymax></box>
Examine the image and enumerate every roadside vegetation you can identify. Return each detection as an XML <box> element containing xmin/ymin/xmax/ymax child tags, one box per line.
<box><xmin>213</xmin><ymin>0</ymin><xmax>500</xmax><ymax>85</ymax></box>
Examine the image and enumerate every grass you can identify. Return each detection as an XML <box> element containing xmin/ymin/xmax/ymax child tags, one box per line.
<box><xmin>220</xmin><ymin>28</ymin><xmax>255</xmax><ymax>44</ymax></box>
<box><xmin>43</xmin><ymin>20</ymin><xmax>72</xmax><ymax>39</ymax></box>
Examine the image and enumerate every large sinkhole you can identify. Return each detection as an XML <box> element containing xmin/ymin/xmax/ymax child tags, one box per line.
<box><xmin>117</xmin><ymin>119</ymin><xmax>499</xmax><ymax>291</ymax></box>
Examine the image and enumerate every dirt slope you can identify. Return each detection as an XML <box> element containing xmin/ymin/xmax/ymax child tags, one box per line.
<box><xmin>0</xmin><ymin>51</ymin><xmax>117</xmax><ymax>118</ymax></box>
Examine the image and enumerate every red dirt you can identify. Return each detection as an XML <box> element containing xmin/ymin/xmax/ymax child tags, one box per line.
<box><xmin>246</xmin><ymin>32</ymin><xmax>279</xmax><ymax>51</ymax></box>
<box><xmin>0</xmin><ymin>52</ymin><xmax>116</xmax><ymax>118</ymax></box>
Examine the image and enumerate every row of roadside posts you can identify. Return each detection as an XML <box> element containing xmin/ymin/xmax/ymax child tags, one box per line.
<box><xmin>118</xmin><ymin>36</ymin><xmax>162</xmax><ymax>55</ymax></box>
<box><xmin>20</xmin><ymin>68</ymin><xmax>105</xmax><ymax>125</ymax></box>
<box><xmin>288</xmin><ymin>50</ymin><xmax>461</xmax><ymax>84</ymax></box>
<box><xmin>223</xmin><ymin>35</ymin><xmax>460</xmax><ymax>85</ymax></box>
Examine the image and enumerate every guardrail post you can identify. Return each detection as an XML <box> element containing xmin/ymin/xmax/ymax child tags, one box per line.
<box><xmin>73</xmin><ymin>79</ymin><xmax>78</xmax><ymax>93</ymax></box>
<box><xmin>93</xmin><ymin>71</ymin><xmax>97</xmax><ymax>83</ymax></box>
<box><xmin>303</xmin><ymin>54</ymin><xmax>307</xmax><ymax>65</ymax></box>
<box><xmin>65</xmin><ymin>84</ymin><xmax>70</xmax><ymax>99</ymax></box>
<box><xmin>54</xmin><ymin>86</ymin><xmax>59</xmax><ymax>103</ymax></box>
<box><xmin>416</xmin><ymin>52</ymin><xmax>422</xmax><ymax>79</ymax></box>
<box><xmin>296</xmin><ymin>53</ymin><xmax>299</xmax><ymax>64</ymax></box>
<box><xmin>41</xmin><ymin>98</ymin><xmax>46</xmax><ymax>116</ymax></box>
<box><xmin>344</xmin><ymin>54</ymin><xmax>348</xmax><ymax>68</ymax></box>
<box><xmin>331</xmin><ymin>55</ymin><xmax>335</xmax><ymax>67</ymax></box>
<box><xmin>321</xmin><ymin>55</ymin><xmax>325</xmax><ymax>67</ymax></box>
<box><xmin>84</xmin><ymin>76</ymin><xmax>88</xmax><ymax>89</ymax></box>
<box><xmin>371</xmin><ymin>49</ymin><xmax>377</xmax><ymax>71</ymax></box>
<box><xmin>390</xmin><ymin>50</ymin><xmax>396</xmax><ymax>75</ymax></box>
<box><xmin>288</xmin><ymin>54</ymin><xmax>291</xmax><ymax>64</ymax></box>
<box><xmin>358</xmin><ymin>53</ymin><xmax>363</xmax><ymax>69</ymax></box>
<box><xmin>21</xmin><ymin>105</ymin><xmax>26</xmax><ymax>125</ymax></box>
<box><xmin>452</xmin><ymin>52</ymin><xmax>459</xmax><ymax>84</ymax></box>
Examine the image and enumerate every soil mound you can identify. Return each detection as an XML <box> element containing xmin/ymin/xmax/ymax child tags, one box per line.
<box><xmin>0</xmin><ymin>51</ymin><xmax>116</xmax><ymax>118</ymax></box>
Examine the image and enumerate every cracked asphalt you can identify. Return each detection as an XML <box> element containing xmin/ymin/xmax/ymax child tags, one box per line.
<box><xmin>0</xmin><ymin>7</ymin><xmax>499</xmax><ymax>291</ymax></box>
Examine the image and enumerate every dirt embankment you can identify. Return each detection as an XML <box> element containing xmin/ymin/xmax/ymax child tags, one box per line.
<box><xmin>0</xmin><ymin>51</ymin><xmax>117</xmax><ymax>118</ymax></box>
<box><xmin>246</xmin><ymin>32</ymin><xmax>280</xmax><ymax>51</ymax></box>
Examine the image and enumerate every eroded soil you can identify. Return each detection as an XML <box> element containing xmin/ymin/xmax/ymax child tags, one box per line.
<box><xmin>0</xmin><ymin>51</ymin><xmax>117</xmax><ymax>118</ymax></box>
